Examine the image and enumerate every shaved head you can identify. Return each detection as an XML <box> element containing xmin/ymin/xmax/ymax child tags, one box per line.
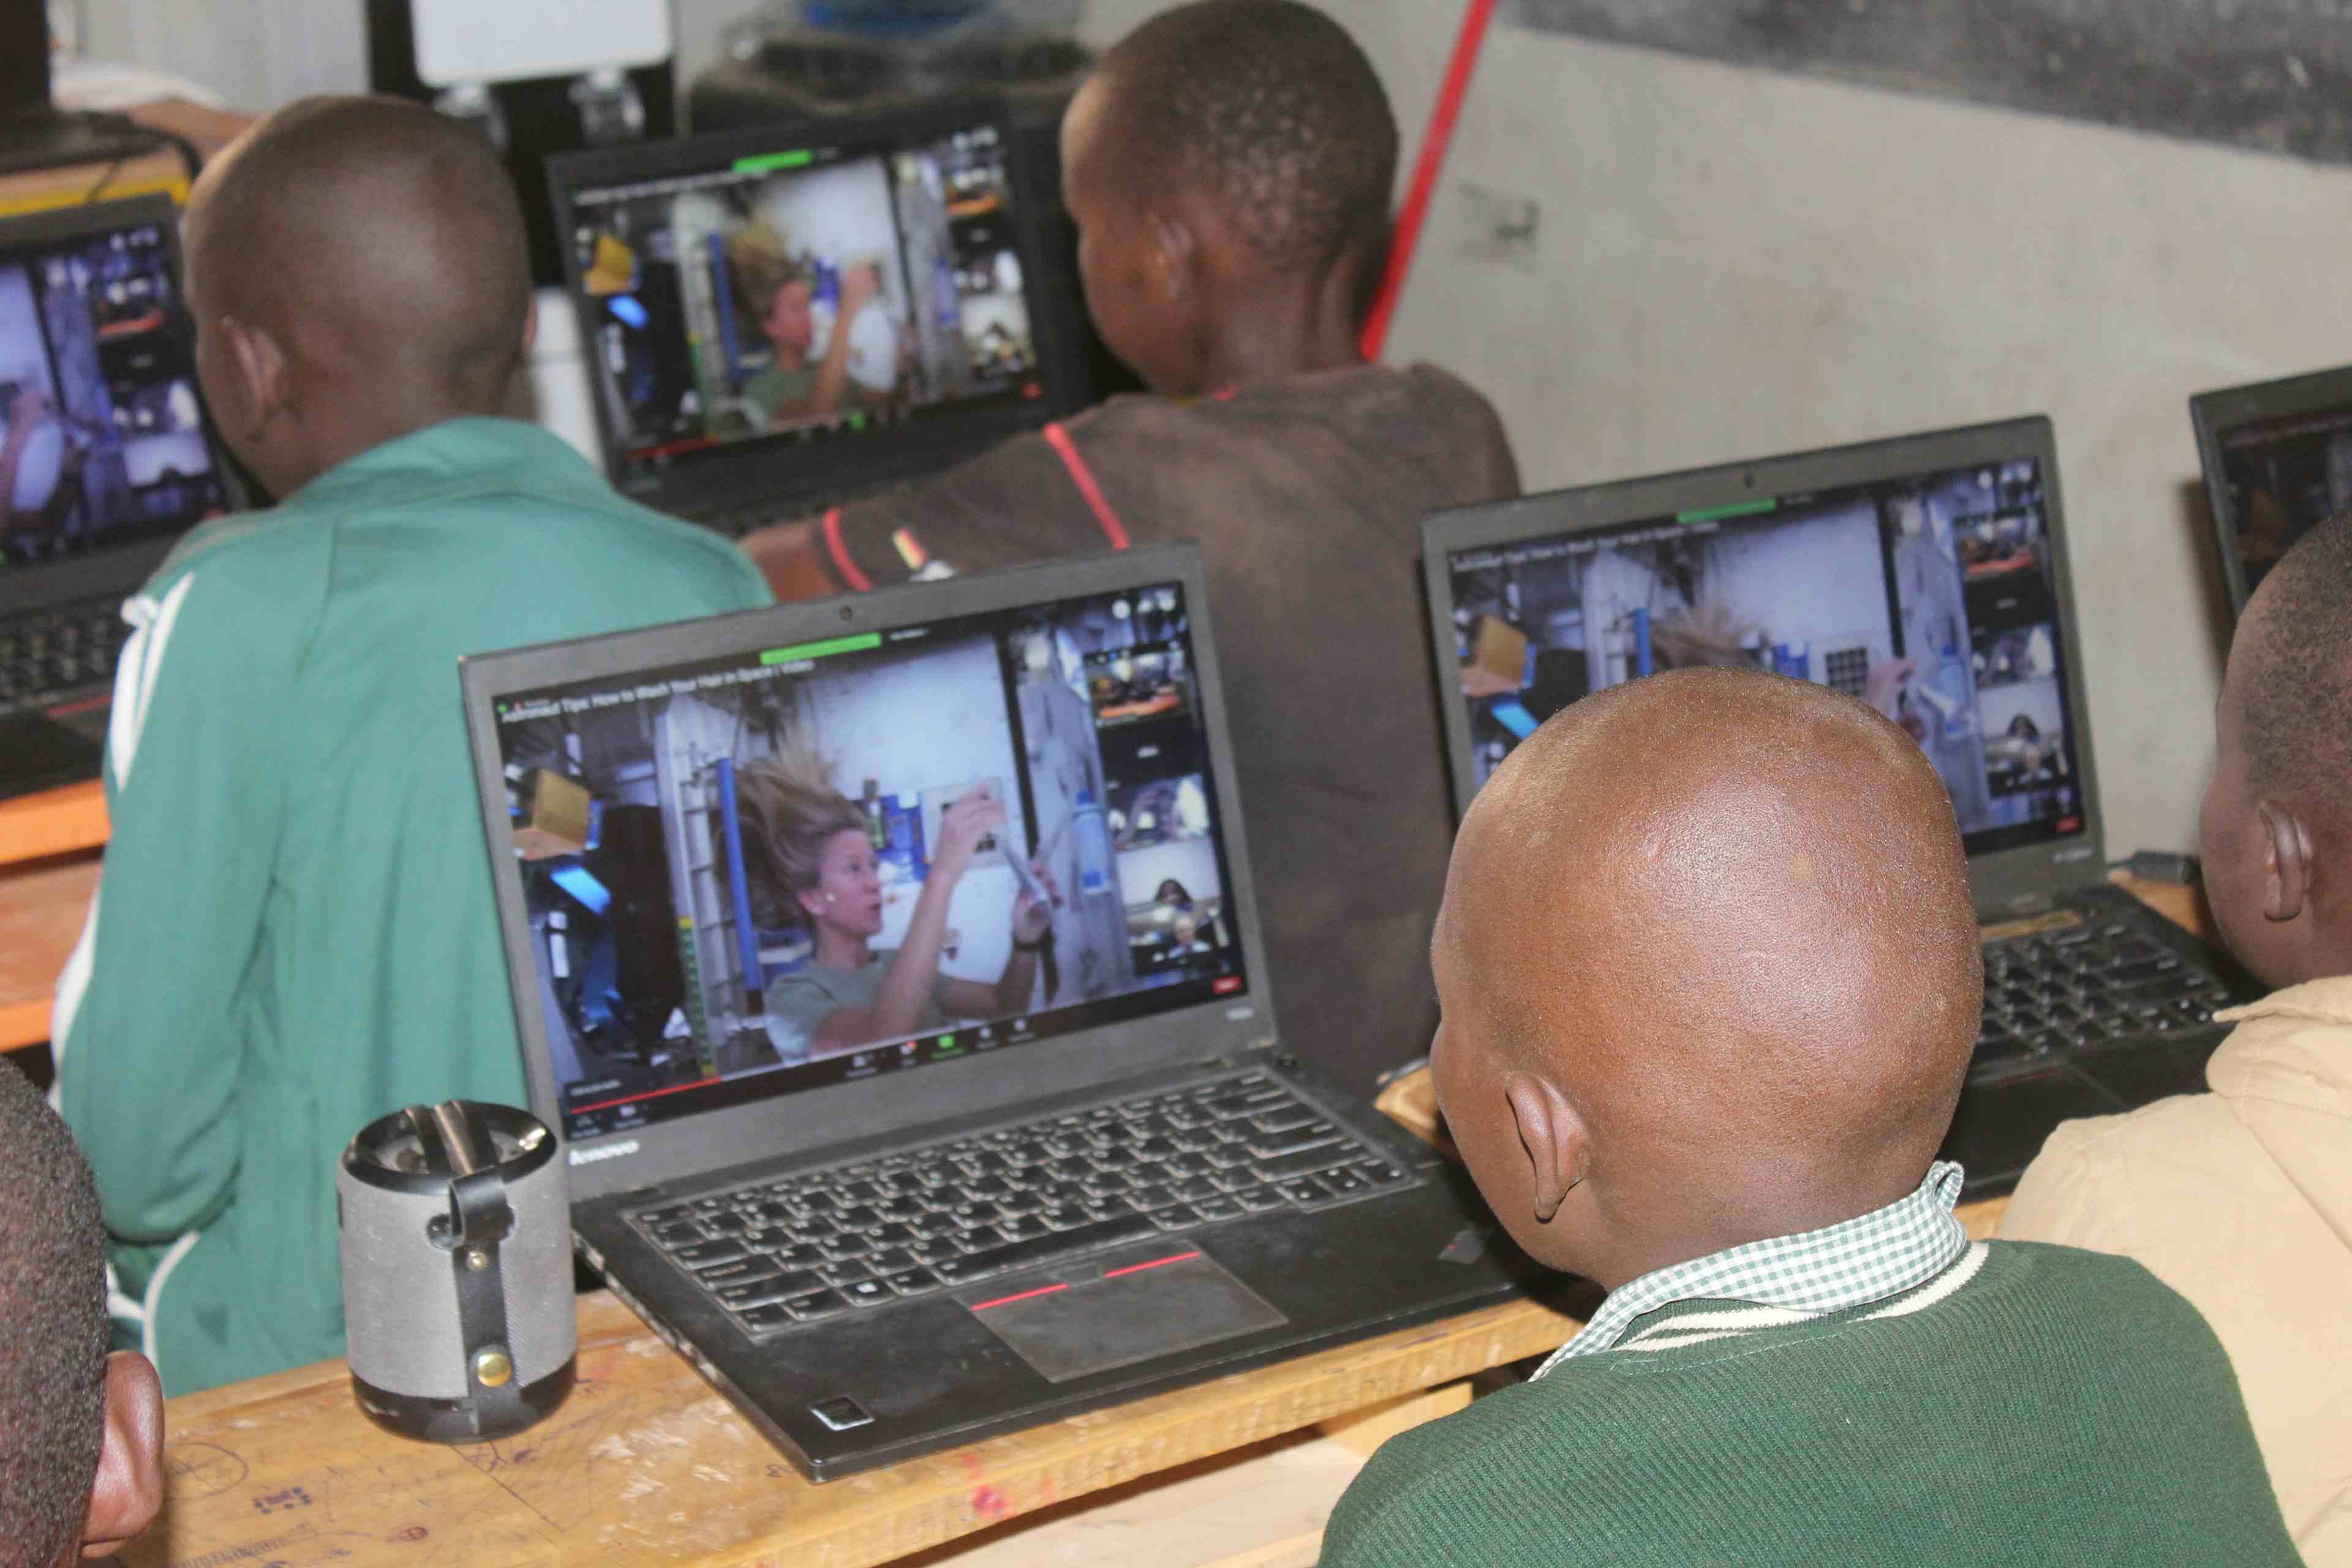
<box><xmin>1432</xmin><ymin>668</ymin><xmax>1980</xmax><ymax>1287</ymax></box>
<box><xmin>183</xmin><ymin>96</ymin><xmax>532</xmax><ymax>495</ymax></box>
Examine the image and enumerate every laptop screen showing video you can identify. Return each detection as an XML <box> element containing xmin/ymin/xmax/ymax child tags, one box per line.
<box><xmin>1</xmin><ymin>207</ymin><xmax>231</xmax><ymax>568</ymax></box>
<box><xmin>1445</xmin><ymin>454</ymin><xmax>2088</xmax><ymax>858</ymax></box>
<box><xmin>489</xmin><ymin>581</ymin><xmax>1246</xmax><ymax>1142</ymax></box>
<box><xmin>2209</xmin><ymin>399</ymin><xmax>2352</xmax><ymax>606</ymax></box>
<box><xmin>564</xmin><ymin>115</ymin><xmax>1047</xmax><ymax>492</ymax></box>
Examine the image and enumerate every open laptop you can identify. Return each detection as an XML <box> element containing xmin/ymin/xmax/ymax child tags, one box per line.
<box><xmin>0</xmin><ymin>194</ymin><xmax>238</xmax><ymax>800</ymax></box>
<box><xmin>1421</xmin><ymin>416</ymin><xmax>2263</xmax><ymax>1197</ymax></box>
<box><xmin>459</xmin><ymin>544</ymin><xmax>1529</xmax><ymax>1480</ymax></box>
<box><xmin>2190</xmin><ymin>364</ymin><xmax>2352</xmax><ymax>620</ymax></box>
<box><xmin>546</xmin><ymin>97</ymin><xmax>1094</xmax><ymax>541</ymax></box>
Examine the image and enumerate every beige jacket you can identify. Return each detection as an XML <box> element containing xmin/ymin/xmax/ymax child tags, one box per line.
<box><xmin>2002</xmin><ymin>977</ymin><xmax>2352</xmax><ymax>1562</ymax></box>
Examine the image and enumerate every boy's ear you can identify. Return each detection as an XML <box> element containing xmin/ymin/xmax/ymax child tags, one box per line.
<box><xmin>218</xmin><ymin>312</ymin><xmax>293</xmax><ymax>433</ymax></box>
<box><xmin>1500</xmin><ymin>1071</ymin><xmax>1589</xmax><ymax>1224</ymax></box>
<box><xmin>1144</xmin><ymin>209</ymin><xmax>1200</xmax><ymax>303</ymax></box>
<box><xmin>2258</xmin><ymin>798</ymin><xmax>2313</xmax><ymax>924</ymax></box>
<box><xmin>80</xmin><ymin>1352</ymin><xmax>165</xmax><ymax>1559</ymax></box>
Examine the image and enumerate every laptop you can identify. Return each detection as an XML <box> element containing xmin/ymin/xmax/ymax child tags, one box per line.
<box><xmin>0</xmin><ymin>194</ymin><xmax>239</xmax><ymax>801</ymax></box>
<box><xmin>459</xmin><ymin>543</ymin><xmax>1530</xmax><ymax>1480</ymax></box>
<box><xmin>1420</xmin><ymin>416</ymin><xmax>2263</xmax><ymax>1198</ymax></box>
<box><xmin>2190</xmin><ymin>364</ymin><xmax>2352</xmax><ymax>620</ymax></box>
<box><xmin>546</xmin><ymin>97</ymin><xmax>1095</xmax><ymax>541</ymax></box>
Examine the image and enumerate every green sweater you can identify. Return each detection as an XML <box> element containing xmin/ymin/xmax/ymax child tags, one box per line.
<box><xmin>54</xmin><ymin>418</ymin><xmax>772</xmax><ymax>1396</ymax></box>
<box><xmin>1319</xmin><ymin>1243</ymin><xmax>2299</xmax><ymax>1565</ymax></box>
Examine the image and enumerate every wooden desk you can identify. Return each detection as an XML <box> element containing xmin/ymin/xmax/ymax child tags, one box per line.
<box><xmin>0</xmin><ymin>781</ymin><xmax>107</xmax><ymax>1052</ymax></box>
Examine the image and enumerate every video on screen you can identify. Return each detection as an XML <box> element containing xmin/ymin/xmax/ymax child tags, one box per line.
<box><xmin>492</xmin><ymin>585</ymin><xmax>1245</xmax><ymax>1140</ymax></box>
<box><xmin>1</xmin><ymin>220</ymin><xmax>228</xmax><ymax>566</ymax></box>
<box><xmin>2216</xmin><ymin>404</ymin><xmax>2352</xmax><ymax>602</ymax></box>
<box><xmin>1447</xmin><ymin>459</ymin><xmax>2083</xmax><ymax>855</ymax></box>
<box><xmin>570</xmin><ymin>122</ymin><xmax>1041</xmax><ymax>480</ymax></box>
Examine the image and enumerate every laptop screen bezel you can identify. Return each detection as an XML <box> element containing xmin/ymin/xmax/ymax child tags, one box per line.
<box><xmin>0</xmin><ymin>194</ymin><xmax>244</xmax><ymax>621</ymax></box>
<box><xmin>2188</xmin><ymin>363</ymin><xmax>2352</xmax><ymax>623</ymax></box>
<box><xmin>1419</xmin><ymin>415</ymin><xmax>2108</xmax><ymax>918</ymax></box>
<box><xmin>545</xmin><ymin>97</ymin><xmax>1083</xmax><ymax>522</ymax></box>
<box><xmin>461</xmin><ymin>543</ymin><xmax>1282</xmax><ymax>1204</ymax></box>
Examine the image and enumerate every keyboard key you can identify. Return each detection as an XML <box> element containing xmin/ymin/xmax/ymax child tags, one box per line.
<box><xmin>1153</xmin><ymin>1204</ymin><xmax>1205</xmax><ymax>1231</ymax></box>
<box><xmin>1357</xmin><ymin>1161</ymin><xmax>1409</xmax><ymax>1187</ymax></box>
<box><xmin>740</xmin><ymin>1229</ymin><xmax>794</xmax><ymax>1253</ymax></box>
<box><xmin>1193</xmin><ymin>1196</ymin><xmax>1240</xmax><ymax>1221</ymax></box>
<box><xmin>818</xmin><ymin>1259</ymin><xmax>874</xmax><ymax>1287</ymax></box>
<box><xmin>677</xmin><ymin>1240</ymin><xmax>748</xmax><ymax>1269</ymax></box>
<box><xmin>703</xmin><ymin>1212</ymin><xmax>748</xmax><ymax>1235</ymax></box>
<box><xmin>785</xmin><ymin>1289</ymin><xmax>850</xmax><ymax>1322</ymax></box>
<box><xmin>642</xmin><ymin>1204</ymin><xmax>697</xmax><ymax>1226</ymax></box>
<box><xmin>718</xmin><ymin>1268</ymin><xmax>824</xmax><ymax>1308</ymax></box>
<box><xmin>650</xmin><ymin>1222</ymin><xmax>705</xmax><ymax>1248</ymax></box>
<box><xmin>867</xmin><ymin>1248</ymin><xmax>916</xmax><ymax>1275</ymax></box>
<box><xmin>1249</xmin><ymin>1128</ymin><xmax>1340</xmax><ymax>1160</ymax></box>
<box><xmin>843</xmin><ymin>1278</ymin><xmax>894</xmax><ymax>1308</ymax></box>
<box><xmin>1277</xmin><ymin>1178</ymin><xmax>1328</xmax><ymax>1205</ymax></box>
<box><xmin>1235</xmin><ymin>1186</ymin><xmax>1286</xmax><ymax>1212</ymax></box>
<box><xmin>1322</xmin><ymin>1169</ymin><xmax>1370</xmax><ymax>1199</ymax></box>
<box><xmin>834</xmin><ymin>1205</ymin><xmax>883</xmax><ymax>1231</ymax></box>
<box><xmin>886</xmin><ymin>1267</ymin><xmax>943</xmax><ymax>1297</ymax></box>
<box><xmin>698</xmin><ymin>1257</ymin><xmax>785</xmax><ymax>1289</ymax></box>
<box><xmin>736</xmin><ymin>1303</ymin><xmax>792</xmax><ymax>1332</ymax></box>
<box><xmin>1254</xmin><ymin>1145</ymin><xmax>1360</xmax><ymax>1182</ymax></box>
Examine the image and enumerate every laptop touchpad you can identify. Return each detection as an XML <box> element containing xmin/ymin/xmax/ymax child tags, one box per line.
<box><xmin>960</xmin><ymin>1246</ymin><xmax>1288</xmax><ymax>1383</ymax></box>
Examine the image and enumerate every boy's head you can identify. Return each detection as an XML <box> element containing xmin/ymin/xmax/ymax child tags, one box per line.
<box><xmin>0</xmin><ymin>1063</ymin><xmax>163</xmax><ymax>1566</ymax></box>
<box><xmin>1060</xmin><ymin>0</ymin><xmax>1396</xmax><ymax>395</ymax></box>
<box><xmin>1431</xmin><ymin>669</ymin><xmax>1981</xmax><ymax>1291</ymax></box>
<box><xmin>2200</xmin><ymin>508</ymin><xmax>2352</xmax><ymax>989</ymax></box>
<box><xmin>181</xmin><ymin>95</ymin><xmax>534</xmax><ymax>500</ymax></box>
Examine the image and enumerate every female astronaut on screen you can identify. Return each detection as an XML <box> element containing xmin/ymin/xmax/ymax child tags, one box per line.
<box><xmin>737</xmin><ymin>756</ymin><xmax>1057</xmax><ymax>1061</ymax></box>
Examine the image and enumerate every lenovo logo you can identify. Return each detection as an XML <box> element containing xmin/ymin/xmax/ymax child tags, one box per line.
<box><xmin>568</xmin><ymin>1139</ymin><xmax>641</xmax><ymax>1167</ymax></box>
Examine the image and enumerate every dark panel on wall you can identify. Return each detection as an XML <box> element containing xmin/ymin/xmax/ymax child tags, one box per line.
<box><xmin>1505</xmin><ymin>0</ymin><xmax>2352</xmax><ymax>166</ymax></box>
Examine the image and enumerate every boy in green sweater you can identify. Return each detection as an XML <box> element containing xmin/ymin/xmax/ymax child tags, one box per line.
<box><xmin>51</xmin><ymin>97</ymin><xmax>772</xmax><ymax>1396</ymax></box>
<box><xmin>1319</xmin><ymin>668</ymin><xmax>2297</xmax><ymax>1566</ymax></box>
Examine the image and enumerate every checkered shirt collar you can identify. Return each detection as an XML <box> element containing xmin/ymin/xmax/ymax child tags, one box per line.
<box><xmin>1531</xmin><ymin>1161</ymin><xmax>1970</xmax><ymax>1378</ymax></box>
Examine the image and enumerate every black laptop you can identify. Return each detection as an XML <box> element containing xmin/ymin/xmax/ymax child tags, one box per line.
<box><xmin>0</xmin><ymin>194</ymin><xmax>238</xmax><ymax>801</ymax></box>
<box><xmin>459</xmin><ymin>544</ymin><xmax>1528</xmax><ymax>1479</ymax></box>
<box><xmin>2190</xmin><ymin>364</ymin><xmax>2352</xmax><ymax>621</ymax></box>
<box><xmin>1420</xmin><ymin>416</ymin><xmax>2262</xmax><ymax>1197</ymax></box>
<box><xmin>546</xmin><ymin>97</ymin><xmax>1096</xmax><ymax>541</ymax></box>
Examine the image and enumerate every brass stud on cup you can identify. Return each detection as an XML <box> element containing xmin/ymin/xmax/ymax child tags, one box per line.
<box><xmin>473</xmin><ymin>1347</ymin><xmax>514</xmax><ymax>1388</ymax></box>
<box><xmin>466</xmin><ymin>1248</ymin><xmax>490</xmax><ymax>1271</ymax></box>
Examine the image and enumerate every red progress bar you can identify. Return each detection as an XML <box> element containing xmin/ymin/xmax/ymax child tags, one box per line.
<box><xmin>569</xmin><ymin>1077</ymin><xmax>721</xmax><ymax>1116</ymax></box>
<box><xmin>1102</xmin><ymin>1251</ymin><xmax>1202</xmax><ymax>1280</ymax></box>
<box><xmin>968</xmin><ymin>1281</ymin><xmax>1072</xmax><ymax>1312</ymax></box>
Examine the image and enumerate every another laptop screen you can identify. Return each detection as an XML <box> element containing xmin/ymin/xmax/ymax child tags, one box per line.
<box><xmin>1443</xmin><ymin>453</ymin><xmax>2087</xmax><ymax>859</ymax></box>
<box><xmin>0</xmin><ymin>206</ymin><xmax>231</xmax><ymax>568</ymax></box>
<box><xmin>2207</xmin><ymin>398</ymin><xmax>2352</xmax><ymax>607</ymax></box>
<box><xmin>487</xmin><ymin>579</ymin><xmax>1246</xmax><ymax>1142</ymax></box>
<box><xmin>563</xmin><ymin>114</ymin><xmax>1048</xmax><ymax>494</ymax></box>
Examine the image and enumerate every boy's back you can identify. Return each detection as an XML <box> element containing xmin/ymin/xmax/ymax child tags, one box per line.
<box><xmin>58</xmin><ymin>416</ymin><xmax>769</xmax><ymax>1393</ymax></box>
<box><xmin>1324</xmin><ymin>1242</ymin><xmax>2293</xmax><ymax>1566</ymax></box>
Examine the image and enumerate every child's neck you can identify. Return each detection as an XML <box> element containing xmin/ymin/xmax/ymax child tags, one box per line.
<box><xmin>1193</xmin><ymin>271</ymin><xmax>1366</xmax><ymax>391</ymax></box>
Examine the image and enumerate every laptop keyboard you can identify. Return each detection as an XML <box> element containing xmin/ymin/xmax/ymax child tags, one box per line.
<box><xmin>1975</xmin><ymin>917</ymin><xmax>2234</xmax><ymax>1070</ymax></box>
<box><xmin>630</xmin><ymin>1072</ymin><xmax>1417</xmax><ymax>1336</ymax></box>
<box><xmin>0</xmin><ymin>599</ymin><xmax>129</xmax><ymax>712</ymax></box>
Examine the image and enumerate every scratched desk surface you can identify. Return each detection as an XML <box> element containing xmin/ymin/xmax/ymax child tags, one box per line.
<box><xmin>132</xmin><ymin>1287</ymin><xmax>1585</xmax><ymax>1568</ymax></box>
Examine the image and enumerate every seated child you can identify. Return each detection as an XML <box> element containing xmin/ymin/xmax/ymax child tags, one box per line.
<box><xmin>54</xmin><ymin>96</ymin><xmax>772</xmax><ymax>1396</ymax></box>
<box><xmin>745</xmin><ymin>0</ymin><xmax>1521</xmax><ymax>1098</ymax></box>
<box><xmin>1319</xmin><ymin>668</ymin><xmax>2298</xmax><ymax>1565</ymax></box>
<box><xmin>0</xmin><ymin>1061</ymin><xmax>164</xmax><ymax>1564</ymax></box>
<box><xmin>2003</xmin><ymin>511</ymin><xmax>2352</xmax><ymax>1562</ymax></box>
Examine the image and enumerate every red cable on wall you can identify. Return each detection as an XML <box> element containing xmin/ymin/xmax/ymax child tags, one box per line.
<box><xmin>1359</xmin><ymin>0</ymin><xmax>1501</xmax><ymax>363</ymax></box>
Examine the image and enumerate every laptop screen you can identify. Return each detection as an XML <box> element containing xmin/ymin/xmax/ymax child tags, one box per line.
<box><xmin>485</xmin><ymin>578</ymin><xmax>1247</xmax><ymax>1142</ymax></box>
<box><xmin>0</xmin><ymin>205</ymin><xmax>232</xmax><ymax>569</ymax></box>
<box><xmin>2206</xmin><ymin>398</ymin><xmax>2352</xmax><ymax>608</ymax></box>
<box><xmin>1442</xmin><ymin>451</ymin><xmax>2088</xmax><ymax>859</ymax></box>
<box><xmin>562</xmin><ymin>113</ymin><xmax>1049</xmax><ymax>495</ymax></box>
